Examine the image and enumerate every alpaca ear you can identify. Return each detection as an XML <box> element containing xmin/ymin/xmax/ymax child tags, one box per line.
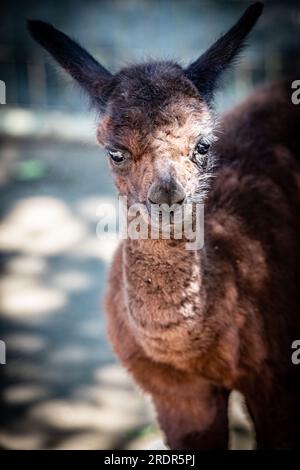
<box><xmin>185</xmin><ymin>2</ymin><xmax>264</xmax><ymax>102</ymax></box>
<box><xmin>27</xmin><ymin>20</ymin><xmax>114</xmax><ymax>109</ymax></box>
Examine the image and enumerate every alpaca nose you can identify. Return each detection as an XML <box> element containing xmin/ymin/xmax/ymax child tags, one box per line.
<box><xmin>147</xmin><ymin>176</ymin><xmax>186</xmax><ymax>206</ymax></box>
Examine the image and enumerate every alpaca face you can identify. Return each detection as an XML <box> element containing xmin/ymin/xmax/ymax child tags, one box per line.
<box><xmin>96</xmin><ymin>63</ymin><xmax>216</xmax><ymax>209</ymax></box>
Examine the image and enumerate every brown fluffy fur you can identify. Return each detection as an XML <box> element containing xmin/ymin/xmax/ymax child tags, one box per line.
<box><xmin>105</xmin><ymin>81</ymin><xmax>300</xmax><ymax>449</ymax></box>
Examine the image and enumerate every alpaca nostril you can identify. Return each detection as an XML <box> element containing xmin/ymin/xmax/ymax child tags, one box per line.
<box><xmin>171</xmin><ymin>187</ymin><xmax>186</xmax><ymax>205</ymax></box>
<box><xmin>174</xmin><ymin>194</ymin><xmax>186</xmax><ymax>205</ymax></box>
<box><xmin>147</xmin><ymin>196</ymin><xmax>158</xmax><ymax>205</ymax></box>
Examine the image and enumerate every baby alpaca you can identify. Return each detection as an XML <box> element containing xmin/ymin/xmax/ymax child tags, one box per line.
<box><xmin>29</xmin><ymin>2</ymin><xmax>300</xmax><ymax>449</ymax></box>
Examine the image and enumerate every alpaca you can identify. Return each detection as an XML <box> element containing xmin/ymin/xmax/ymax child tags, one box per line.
<box><xmin>28</xmin><ymin>2</ymin><xmax>300</xmax><ymax>449</ymax></box>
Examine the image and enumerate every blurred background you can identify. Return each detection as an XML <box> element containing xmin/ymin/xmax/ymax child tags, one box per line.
<box><xmin>0</xmin><ymin>0</ymin><xmax>299</xmax><ymax>450</ymax></box>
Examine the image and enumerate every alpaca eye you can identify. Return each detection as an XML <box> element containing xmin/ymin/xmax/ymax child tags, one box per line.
<box><xmin>108</xmin><ymin>150</ymin><xmax>126</xmax><ymax>164</ymax></box>
<box><xmin>196</xmin><ymin>138</ymin><xmax>210</xmax><ymax>155</ymax></box>
<box><xmin>191</xmin><ymin>138</ymin><xmax>211</xmax><ymax>166</ymax></box>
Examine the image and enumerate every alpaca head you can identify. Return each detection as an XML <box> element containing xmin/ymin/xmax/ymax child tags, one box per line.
<box><xmin>28</xmin><ymin>3</ymin><xmax>263</xmax><ymax>212</ymax></box>
<box><xmin>96</xmin><ymin>61</ymin><xmax>216</xmax><ymax>209</ymax></box>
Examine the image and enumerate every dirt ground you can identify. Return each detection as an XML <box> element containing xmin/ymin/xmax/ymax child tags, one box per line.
<box><xmin>0</xmin><ymin>134</ymin><xmax>254</xmax><ymax>449</ymax></box>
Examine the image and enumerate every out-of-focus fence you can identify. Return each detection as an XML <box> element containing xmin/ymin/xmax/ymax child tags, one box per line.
<box><xmin>1</xmin><ymin>0</ymin><xmax>300</xmax><ymax>114</ymax></box>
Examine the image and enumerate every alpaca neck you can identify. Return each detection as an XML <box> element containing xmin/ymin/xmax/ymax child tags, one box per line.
<box><xmin>123</xmin><ymin>238</ymin><xmax>207</xmax><ymax>365</ymax></box>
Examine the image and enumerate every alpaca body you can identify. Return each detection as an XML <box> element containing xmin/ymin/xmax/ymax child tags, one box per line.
<box><xmin>105</xmin><ymin>82</ymin><xmax>300</xmax><ymax>449</ymax></box>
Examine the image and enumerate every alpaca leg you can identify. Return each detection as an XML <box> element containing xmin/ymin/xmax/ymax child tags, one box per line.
<box><xmin>254</xmin><ymin>410</ymin><xmax>300</xmax><ymax>449</ymax></box>
<box><xmin>152</xmin><ymin>385</ymin><xmax>229</xmax><ymax>450</ymax></box>
<box><xmin>247</xmin><ymin>385</ymin><xmax>300</xmax><ymax>449</ymax></box>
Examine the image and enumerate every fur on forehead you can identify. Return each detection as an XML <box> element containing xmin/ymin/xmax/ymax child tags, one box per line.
<box><xmin>97</xmin><ymin>60</ymin><xmax>213</xmax><ymax>156</ymax></box>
